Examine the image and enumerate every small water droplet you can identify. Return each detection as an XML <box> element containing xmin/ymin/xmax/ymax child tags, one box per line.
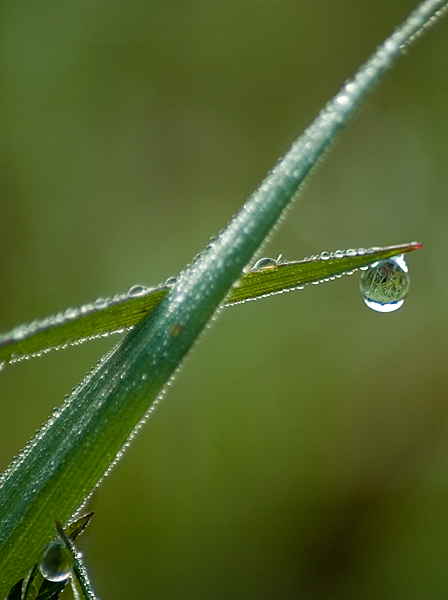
<box><xmin>38</xmin><ymin>541</ymin><xmax>73</xmax><ymax>582</ymax></box>
<box><xmin>359</xmin><ymin>254</ymin><xmax>410</xmax><ymax>313</ymax></box>
<box><xmin>334</xmin><ymin>250</ymin><xmax>345</xmax><ymax>259</ymax></box>
<box><xmin>164</xmin><ymin>277</ymin><xmax>177</xmax><ymax>287</ymax></box>
<box><xmin>64</xmin><ymin>308</ymin><xmax>79</xmax><ymax>320</ymax></box>
<box><xmin>55</xmin><ymin>312</ymin><xmax>66</xmax><ymax>324</ymax></box>
<box><xmin>94</xmin><ymin>298</ymin><xmax>107</xmax><ymax>309</ymax></box>
<box><xmin>127</xmin><ymin>285</ymin><xmax>147</xmax><ymax>297</ymax></box>
<box><xmin>12</xmin><ymin>326</ymin><xmax>28</xmax><ymax>342</ymax></box>
<box><xmin>80</xmin><ymin>304</ymin><xmax>92</xmax><ymax>315</ymax></box>
<box><xmin>320</xmin><ymin>251</ymin><xmax>330</xmax><ymax>260</ymax></box>
<box><xmin>252</xmin><ymin>257</ymin><xmax>278</xmax><ymax>270</ymax></box>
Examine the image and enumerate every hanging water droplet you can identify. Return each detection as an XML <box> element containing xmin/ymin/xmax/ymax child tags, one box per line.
<box><xmin>359</xmin><ymin>254</ymin><xmax>410</xmax><ymax>313</ymax></box>
<box><xmin>252</xmin><ymin>257</ymin><xmax>278</xmax><ymax>270</ymax></box>
<box><xmin>38</xmin><ymin>541</ymin><xmax>74</xmax><ymax>582</ymax></box>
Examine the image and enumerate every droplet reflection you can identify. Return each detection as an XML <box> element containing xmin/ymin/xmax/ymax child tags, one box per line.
<box><xmin>359</xmin><ymin>254</ymin><xmax>410</xmax><ymax>313</ymax></box>
<box><xmin>38</xmin><ymin>541</ymin><xmax>73</xmax><ymax>582</ymax></box>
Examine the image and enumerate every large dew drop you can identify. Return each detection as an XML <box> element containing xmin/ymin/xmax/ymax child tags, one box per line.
<box><xmin>252</xmin><ymin>257</ymin><xmax>278</xmax><ymax>270</ymax></box>
<box><xmin>359</xmin><ymin>254</ymin><xmax>410</xmax><ymax>313</ymax></box>
<box><xmin>38</xmin><ymin>541</ymin><xmax>74</xmax><ymax>582</ymax></box>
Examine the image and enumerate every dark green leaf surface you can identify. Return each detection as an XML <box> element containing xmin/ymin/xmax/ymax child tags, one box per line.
<box><xmin>6</xmin><ymin>580</ymin><xmax>22</xmax><ymax>600</ymax></box>
<box><xmin>0</xmin><ymin>243</ymin><xmax>422</xmax><ymax>367</ymax></box>
<box><xmin>0</xmin><ymin>1</ymin><xmax>444</xmax><ymax>595</ymax></box>
<box><xmin>22</xmin><ymin>565</ymin><xmax>63</xmax><ymax>600</ymax></box>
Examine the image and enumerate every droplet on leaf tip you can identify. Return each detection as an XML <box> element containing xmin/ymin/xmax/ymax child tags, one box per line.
<box><xmin>38</xmin><ymin>541</ymin><xmax>73</xmax><ymax>582</ymax></box>
<box><xmin>360</xmin><ymin>254</ymin><xmax>410</xmax><ymax>313</ymax></box>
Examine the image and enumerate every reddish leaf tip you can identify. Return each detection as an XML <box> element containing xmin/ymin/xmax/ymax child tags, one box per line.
<box><xmin>409</xmin><ymin>241</ymin><xmax>424</xmax><ymax>250</ymax></box>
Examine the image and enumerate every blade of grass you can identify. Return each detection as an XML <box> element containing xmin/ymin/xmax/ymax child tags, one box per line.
<box><xmin>0</xmin><ymin>1</ymin><xmax>445</xmax><ymax>594</ymax></box>
<box><xmin>54</xmin><ymin>521</ymin><xmax>97</xmax><ymax>600</ymax></box>
<box><xmin>0</xmin><ymin>242</ymin><xmax>422</xmax><ymax>367</ymax></box>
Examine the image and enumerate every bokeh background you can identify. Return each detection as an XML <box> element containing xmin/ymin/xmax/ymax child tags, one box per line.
<box><xmin>1</xmin><ymin>1</ymin><xmax>448</xmax><ymax>598</ymax></box>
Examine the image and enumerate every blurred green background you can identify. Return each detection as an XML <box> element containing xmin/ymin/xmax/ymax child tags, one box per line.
<box><xmin>1</xmin><ymin>1</ymin><xmax>448</xmax><ymax>598</ymax></box>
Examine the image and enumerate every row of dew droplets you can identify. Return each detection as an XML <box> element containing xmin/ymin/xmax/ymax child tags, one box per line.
<box><xmin>251</xmin><ymin>247</ymin><xmax>413</xmax><ymax>312</ymax></box>
<box><xmin>61</xmin><ymin>291</ymin><xmax>193</xmax><ymax>513</ymax></box>
<box><xmin>0</xmin><ymin>283</ymin><xmax>164</xmax><ymax>366</ymax></box>
<box><xmin>252</xmin><ymin>246</ymin><xmax>364</xmax><ymax>277</ymax></box>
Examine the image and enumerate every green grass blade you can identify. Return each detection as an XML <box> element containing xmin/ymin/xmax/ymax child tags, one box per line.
<box><xmin>55</xmin><ymin>522</ymin><xmax>98</xmax><ymax>600</ymax></box>
<box><xmin>225</xmin><ymin>242</ymin><xmax>422</xmax><ymax>305</ymax></box>
<box><xmin>0</xmin><ymin>1</ymin><xmax>445</xmax><ymax>595</ymax></box>
<box><xmin>0</xmin><ymin>243</ymin><xmax>422</xmax><ymax>367</ymax></box>
<box><xmin>0</xmin><ymin>287</ymin><xmax>167</xmax><ymax>367</ymax></box>
<box><xmin>6</xmin><ymin>580</ymin><xmax>22</xmax><ymax>600</ymax></box>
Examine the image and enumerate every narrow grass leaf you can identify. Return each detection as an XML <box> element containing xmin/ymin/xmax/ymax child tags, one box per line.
<box><xmin>0</xmin><ymin>243</ymin><xmax>422</xmax><ymax>367</ymax></box>
<box><xmin>54</xmin><ymin>522</ymin><xmax>98</xmax><ymax>600</ymax></box>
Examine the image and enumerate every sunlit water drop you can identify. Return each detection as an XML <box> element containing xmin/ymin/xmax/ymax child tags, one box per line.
<box><xmin>127</xmin><ymin>285</ymin><xmax>148</xmax><ymax>297</ymax></box>
<box><xmin>359</xmin><ymin>254</ymin><xmax>410</xmax><ymax>313</ymax></box>
<box><xmin>164</xmin><ymin>277</ymin><xmax>178</xmax><ymax>287</ymax></box>
<box><xmin>252</xmin><ymin>257</ymin><xmax>278</xmax><ymax>269</ymax></box>
<box><xmin>38</xmin><ymin>541</ymin><xmax>74</xmax><ymax>582</ymax></box>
